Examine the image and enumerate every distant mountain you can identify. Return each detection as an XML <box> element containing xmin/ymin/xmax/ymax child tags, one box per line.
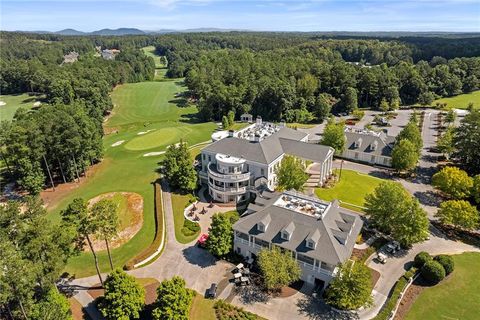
<box><xmin>55</xmin><ymin>28</ymin><xmax>86</xmax><ymax>36</ymax></box>
<box><xmin>89</xmin><ymin>28</ymin><xmax>145</xmax><ymax>36</ymax></box>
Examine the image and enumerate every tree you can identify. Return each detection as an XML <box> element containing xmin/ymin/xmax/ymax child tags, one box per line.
<box><xmin>435</xmin><ymin>200</ymin><xmax>479</xmax><ymax>230</ymax></box>
<box><xmin>312</xmin><ymin>93</ymin><xmax>333</xmax><ymax>122</ymax></box>
<box><xmin>418</xmin><ymin>91</ymin><xmax>435</xmax><ymax>106</ymax></box>
<box><xmin>324</xmin><ymin>261</ymin><xmax>373</xmax><ymax>310</ymax></box>
<box><xmin>453</xmin><ymin>110</ymin><xmax>480</xmax><ymax>175</ymax></box>
<box><xmin>297</xmin><ymin>73</ymin><xmax>318</xmax><ymax>98</ymax></box>
<box><xmin>391</xmin><ymin>139</ymin><xmax>419</xmax><ymax>172</ymax></box>
<box><xmin>437</xmin><ymin>127</ymin><xmax>454</xmax><ymax>159</ymax></box>
<box><xmin>396</xmin><ymin>121</ymin><xmax>423</xmax><ymax>153</ymax></box>
<box><xmin>365</xmin><ymin>181</ymin><xmax>429</xmax><ymax>246</ymax></box>
<box><xmin>379</xmin><ymin>98</ymin><xmax>389</xmax><ymax>113</ymax></box>
<box><xmin>222</xmin><ymin>115</ymin><xmax>230</xmax><ymax>129</ymax></box>
<box><xmin>30</xmin><ymin>288</ymin><xmax>72</xmax><ymax>320</ymax></box>
<box><xmin>421</xmin><ymin>260</ymin><xmax>445</xmax><ymax>284</ymax></box>
<box><xmin>206</xmin><ymin>214</ymin><xmax>234</xmax><ymax>257</ymax></box>
<box><xmin>91</xmin><ymin>199</ymin><xmax>119</xmax><ymax>270</ymax></box>
<box><xmin>152</xmin><ymin>276</ymin><xmax>194</xmax><ymax>320</ymax></box>
<box><xmin>320</xmin><ymin>120</ymin><xmax>346</xmax><ymax>155</ymax></box>
<box><xmin>61</xmin><ymin>198</ymin><xmax>103</xmax><ymax>286</ymax></box>
<box><xmin>342</xmin><ymin>87</ymin><xmax>358</xmax><ymax>113</ymax></box>
<box><xmin>472</xmin><ymin>175</ymin><xmax>480</xmax><ymax>204</ymax></box>
<box><xmin>391</xmin><ymin>198</ymin><xmax>429</xmax><ymax>247</ymax></box>
<box><xmin>161</xmin><ymin>141</ymin><xmax>197</xmax><ymax>193</ymax></box>
<box><xmin>275</xmin><ymin>155</ymin><xmax>308</xmax><ymax>191</ymax></box>
<box><xmin>257</xmin><ymin>247</ymin><xmax>301</xmax><ymax>291</ymax></box>
<box><xmin>98</xmin><ymin>269</ymin><xmax>145</xmax><ymax>320</ymax></box>
<box><xmin>445</xmin><ymin>109</ymin><xmax>456</xmax><ymax>124</ymax></box>
<box><xmin>432</xmin><ymin>166</ymin><xmax>473</xmax><ymax>199</ymax></box>
<box><xmin>227</xmin><ymin>110</ymin><xmax>235</xmax><ymax>127</ymax></box>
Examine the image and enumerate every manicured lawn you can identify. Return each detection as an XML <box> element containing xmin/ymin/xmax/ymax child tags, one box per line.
<box><xmin>141</xmin><ymin>46</ymin><xmax>165</xmax><ymax>68</ymax></box>
<box><xmin>405</xmin><ymin>252</ymin><xmax>480</xmax><ymax>320</ymax></box>
<box><xmin>287</xmin><ymin>122</ymin><xmax>318</xmax><ymax>129</ymax></box>
<box><xmin>171</xmin><ymin>193</ymin><xmax>200</xmax><ymax>244</ymax></box>
<box><xmin>229</xmin><ymin>122</ymin><xmax>250</xmax><ymax>130</ymax></box>
<box><xmin>189</xmin><ymin>294</ymin><xmax>216</xmax><ymax>320</ymax></box>
<box><xmin>0</xmin><ymin>93</ymin><xmax>44</xmax><ymax>121</ymax></box>
<box><xmin>46</xmin><ymin>66</ymin><xmax>216</xmax><ymax>277</ymax></box>
<box><xmin>433</xmin><ymin>90</ymin><xmax>480</xmax><ymax>110</ymax></box>
<box><xmin>315</xmin><ymin>169</ymin><xmax>384</xmax><ymax>211</ymax></box>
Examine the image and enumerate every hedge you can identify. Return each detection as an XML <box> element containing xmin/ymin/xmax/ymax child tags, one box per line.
<box><xmin>413</xmin><ymin>251</ymin><xmax>431</xmax><ymax>268</ymax></box>
<box><xmin>434</xmin><ymin>255</ymin><xmax>455</xmax><ymax>275</ymax></box>
<box><xmin>124</xmin><ymin>182</ymin><xmax>165</xmax><ymax>270</ymax></box>
<box><xmin>421</xmin><ymin>260</ymin><xmax>446</xmax><ymax>284</ymax></box>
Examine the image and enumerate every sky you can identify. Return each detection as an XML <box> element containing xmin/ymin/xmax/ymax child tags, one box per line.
<box><xmin>1</xmin><ymin>0</ymin><xmax>479</xmax><ymax>32</ymax></box>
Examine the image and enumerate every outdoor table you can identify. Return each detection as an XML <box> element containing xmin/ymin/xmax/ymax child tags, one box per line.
<box><xmin>236</xmin><ymin>263</ymin><xmax>244</xmax><ymax>270</ymax></box>
<box><xmin>234</xmin><ymin>273</ymin><xmax>242</xmax><ymax>279</ymax></box>
<box><xmin>240</xmin><ymin>277</ymin><xmax>249</xmax><ymax>283</ymax></box>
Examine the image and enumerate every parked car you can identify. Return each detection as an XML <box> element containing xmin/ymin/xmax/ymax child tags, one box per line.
<box><xmin>385</xmin><ymin>241</ymin><xmax>401</xmax><ymax>254</ymax></box>
<box><xmin>206</xmin><ymin>283</ymin><xmax>217</xmax><ymax>298</ymax></box>
<box><xmin>376</xmin><ymin>252</ymin><xmax>388</xmax><ymax>264</ymax></box>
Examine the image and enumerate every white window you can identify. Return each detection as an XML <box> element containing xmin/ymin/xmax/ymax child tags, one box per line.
<box><xmin>306</xmin><ymin>240</ymin><xmax>315</xmax><ymax>249</ymax></box>
<box><xmin>281</xmin><ymin>231</ymin><xmax>289</xmax><ymax>240</ymax></box>
<box><xmin>257</xmin><ymin>223</ymin><xmax>265</xmax><ymax>232</ymax></box>
<box><xmin>261</xmin><ymin>168</ymin><xmax>265</xmax><ymax>175</ymax></box>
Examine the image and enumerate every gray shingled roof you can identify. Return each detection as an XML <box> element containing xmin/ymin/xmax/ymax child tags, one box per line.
<box><xmin>202</xmin><ymin>127</ymin><xmax>331</xmax><ymax>164</ymax></box>
<box><xmin>345</xmin><ymin>131</ymin><xmax>394</xmax><ymax>157</ymax></box>
<box><xmin>233</xmin><ymin>192</ymin><xmax>363</xmax><ymax>266</ymax></box>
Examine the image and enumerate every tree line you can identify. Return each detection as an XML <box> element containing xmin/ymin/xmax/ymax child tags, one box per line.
<box><xmin>153</xmin><ymin>33</ymin><xmax>479</xmax><ymax>123</ymax></box>
<box><xmin>0</xmin><ymin>33</ymin><xmax>155</xmax><ymax>194</ymax></box>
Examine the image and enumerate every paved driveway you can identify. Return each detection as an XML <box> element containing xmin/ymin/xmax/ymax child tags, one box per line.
<box><xmin>71</xmin><ymin>182</ymin><xmax>233</xmax><ymax>319</ymax></box>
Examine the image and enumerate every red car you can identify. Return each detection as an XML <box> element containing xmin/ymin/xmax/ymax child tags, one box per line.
<box><xmin>198</xmin><ymin>234</ymin><xmax>209</xmax><ymax>248</ymax></box>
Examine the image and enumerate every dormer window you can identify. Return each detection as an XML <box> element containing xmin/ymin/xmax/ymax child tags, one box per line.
<box><xmin>257</xmin><ymin>223</ymin><xmax>265</xmax><ymax>232</ymax></box>
<box><xmin>354</xmin><ymin>138</ymin><xmax>362</xmax><ymax>149</ymax></box>
<box><xmin>371</xmin><ymin>140</ymin><xmax>378</xmax><ymax>151</ymax></box>
<box><xmin>258</xmin><ymin>214</ymin><xmax>271</xmax><ymax>233</ymax></box>
<box><xmin>281</xmin><ymin>230</ymin><xmax>290</xmax><ymax>240</ymax></box>
<box><xmin>306</xmin><ymin>239</ymin><xmax>315</xmax><ymax>249</ymax></box>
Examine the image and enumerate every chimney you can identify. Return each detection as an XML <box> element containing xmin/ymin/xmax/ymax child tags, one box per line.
<box><xmin>228</xmin><ymin>130</ymin><xmax>234</xmax><ymax>138</ymax></box>
<box><xmin>256</xmin><ymin>116</ymin><xmax>262</xmax><ymax>126</ymax></box>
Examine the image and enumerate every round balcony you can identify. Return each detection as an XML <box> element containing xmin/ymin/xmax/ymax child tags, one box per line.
<box><xmin>207</xmin><ymin>163</ymin><xmax>250</xmax><ymax>183</ymax></box>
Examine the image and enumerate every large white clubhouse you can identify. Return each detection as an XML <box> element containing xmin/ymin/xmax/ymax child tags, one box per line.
<box><xmin>199</xmin><ymin>117</ymin><xmax>334</xmax><ymax>203</ymax></box>
<box><xmin>233</xmin><ymin>190</ymin><xmax>363</xmax><ymax>288</ymax></box>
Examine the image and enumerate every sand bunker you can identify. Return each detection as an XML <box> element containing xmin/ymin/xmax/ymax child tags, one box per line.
<box><xmin>137</xmin><ymin>129</ymin><xmax>155</xmax><ymax>135</ymax></box>
<box><xmin>143</xmin><ymin>151</ymin><xmax>165</xmax><ymax>157</ymax></box>
<box><xmin>33</xmin><ymin>101</ymin><xmax>41</xmax><ymax>107</ymax></box>
<box><xmin>0</xmin><ymin>101</ymin><xmax>6</xmax><ymax>106</ymax></box>
<box><xmin>111</xmin><ymin>140</ymin><xmax>125</xmax><ymax>147</ymax></box>
<box><xmin>85</xmin><ymin>192</ymin><xmax>144</xmax><ymax>252</ymax></box>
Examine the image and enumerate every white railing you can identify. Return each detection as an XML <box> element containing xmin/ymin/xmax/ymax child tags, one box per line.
<box><xmin>208</xmin><ymin>181</ymin><xmax>247</xmax><ymax>194</ymax></box>
<box><xmin>207</xmin><ymin>163</ymin><xmax>251</xmax><ymax>181</ymax></box>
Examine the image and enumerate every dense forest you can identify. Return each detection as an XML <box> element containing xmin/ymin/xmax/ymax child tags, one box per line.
<box><xmin>153</xmin><ymin>33</ymin><xmax>480</xmax><ymax>122</ymax></box>
<box><xmin>0</xmin><ymin>32</ymin><xmax>155</xmax><ymax>194</ymax></box>
<box><xmin>1</xmin><ymin>31</ymin><xmax>479</xmax><ymax>194</ymax></box>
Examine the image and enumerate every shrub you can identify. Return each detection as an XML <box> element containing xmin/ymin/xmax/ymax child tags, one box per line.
<box><xmin>414</xmin><ymin>251</ymin><xmax>431</xmax><ymax>268</ymax></box>
<box><xmin>421</xmin><ymin>260</ymin><xmax>446</xmax><ymax>284</ymax></box>
<box><xmin>181</xmin><ymin>219</ymin><xmax>200</xmax><ymax>236</ymax></box>
<box><xmin>434</xmin><ymin>255</ymin><xmax>455</xmax><ymax>275</ymax></box>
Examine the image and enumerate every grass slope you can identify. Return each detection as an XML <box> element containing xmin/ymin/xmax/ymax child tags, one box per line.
<box><xmin>405</xmin><ymin>252</ymin><xmax>480</xmax><ymax>320</ymax></box>
<box><xmin>315</xmin><ymin>169</ymin><xmax>384</xmax><ymax>211</ymax></box>
<box><xmin>433</xmin><ymin>90</ymin><xmax>480</xmax><ymax>110</ymax></box>
<box><xmin>189</xmin><ymin>294</ymin><xmax>216</xmax><ymax>320</ymax></box>
<box><xmin>142</xmin><ymin>46</ymin><xmax>164</xmax><ymax>68</ymax></box>
<box><xmin>47</xmin><ymin>71</ymin><xmax>215</xmax><ymax>277</ymax></box>
<box><xmin>171</xmin><ymin>193</ymin><xmax>199</xmax><ymax>244</ymax></box>
<box><xmin>0</xmin><ymin>93</ymin><xmax>43</xmax><ymax>121</ymax></box>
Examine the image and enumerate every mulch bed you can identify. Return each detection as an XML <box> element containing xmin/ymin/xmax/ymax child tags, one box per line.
<box><xmin>145</xmin><ymin>282</ymin><xmax>159</xmax><ymax>305</ymax></box>
<box><xmin>393</xmin><ymin>278</ymin><xmax>426</xmax><ymax>320</ymax></box>
<box><xmin>279</xmin><ymin>280</ymin><xmax>304</xmax><ymax>298</ymax></box>
<box><xmin>69</xmin><ymin>297</ymin><xmax>91</xmax><ymax>320</ymax></box>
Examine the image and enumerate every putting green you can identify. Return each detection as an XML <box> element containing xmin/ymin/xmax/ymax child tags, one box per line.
<box><xmin>125</xmin><ymin>127</ymin><xmax>181</xmax><ymax>150</ymax></box>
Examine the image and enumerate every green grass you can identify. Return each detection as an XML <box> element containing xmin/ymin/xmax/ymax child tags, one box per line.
<box><xmin>229</xmin><ymin>122</ymin><xmax>250</xmax><ymax>131</ymax></box>
<box><xmin>287</xmin><ymin>122</ymin><xmax>318</xmax><ymax>129</ymax></box>
<box><xmin>315</xmin><ymin>169</ymin><xmax>384</xmax><ymax>211</ymax></box>
<box><xmin>189</xmin><ymin>294</ymin><xmax>216</xmax><ymax>320</ymax></box>
<box><xmin>405</xmin><ymin>252</ymin><xmax>480</xmax><ymax>320</ymax></box>
<box><xmin>171</xmin><ymin>193</ymin><xmax>200</xmax><ymax>244</ymax></box>
<box><xmin>47</xmin><ymin>60</ymin><xmax>216</xmax><ymax>277</ymax></box>
<box><xmin>142</xmin><ymin>46</ymin><xmax>165</xmax><ymax>68</ymax></box>
<box><xmin>433</xmin><ymin>90</ymin><xmax>480</xmax><ymax>110</ymax></box>
<box><xmin>0</xmin><ymin>93</ymin><xmax>44</xmax><ymax>121</ymax></box>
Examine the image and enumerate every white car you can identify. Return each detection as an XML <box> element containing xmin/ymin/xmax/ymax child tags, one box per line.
<box><xmin>376</xmin><ymin>252</ymin><xmax>388</xmax><ymax>264</ymax></box>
